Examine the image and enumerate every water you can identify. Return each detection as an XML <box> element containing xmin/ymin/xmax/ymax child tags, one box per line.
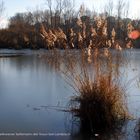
<box><xmin>0</xmin><ymin>49</ymin><xmax>140</xmax><ymax>140</ymax></box>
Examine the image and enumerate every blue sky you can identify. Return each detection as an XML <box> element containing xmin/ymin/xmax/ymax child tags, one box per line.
<box><xmin>3</xmin><ymin>0</ymin><xmax>140</xmax><ymax>18</ymax></box>
<box><xmin>4</xmin><ymin>0</ymin><xmax>44</xmax><ymax>17</ymax></box>
<box><xmin>0</xmin><ymin>0</ymin><xmax>140</xmax><ymax>27</ymax></box>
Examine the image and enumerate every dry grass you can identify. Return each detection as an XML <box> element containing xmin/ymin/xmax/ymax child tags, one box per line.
<box><xmin>40</xmin><ymin>14</ymin><xmax>134</xmax><ymax>50</ymax></box>
<box><xmin>43</xmin><ymin>14</ymin><xmax>131</xmax><ymax>134</ymax></box>
<box><xmin>64</xmin><ymin>50</ymin><xmax>128</xmax><ymax>134</ymax></box>
<box><xmin>45</xmin><ymin>48</ymin><xmax>129</xmax><ymax>134</ymax></box>
<box><xmin>70</xmin><ymin>72</ymin><xmax>127</xmax><ymax>133</ymax></box>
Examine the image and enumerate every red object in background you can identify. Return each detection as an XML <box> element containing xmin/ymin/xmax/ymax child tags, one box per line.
<box><xmin>128</xmin><ymin>30</ymin><xmax>140</xmax><ymax>40</ymax></box>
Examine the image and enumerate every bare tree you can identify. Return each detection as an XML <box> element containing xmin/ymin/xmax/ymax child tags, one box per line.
<box><xmin>63</xmin><ymin>0</ymin><xmax>75</xmax><ymax>20</ymax></box>
<box><xmin>123</xmin><ymin>2</ymin><xmax>129</xmax><ymax>18</ymax></box>
<box><xmin>116</xmin><ymin>0</ymin><xmax>130</xmax><ymax>40</ymax></box>
<box><xmin>104</xmin><ymin>0</ymin><xmax>114</xmax><ymax>16</ymax></box>
<box><xmin>24</xmin><ymin>12</ymin><xmax>34</xmax><ymax>25</ymax></box>
<box><xmin>33</xmin><ymin>9</ymin><xmax>44</xmax><ymax>23</ymax></box>
<box><xmin>45</xmin><ymin>0</ymin><xmax>53</xmax><ymax>24</ymax></box>
<box><xmin>116</xmin><ymin>0</ymin><xmax>126</xmax><ymax>19</ymax></box>
<box><xmin>79</xmin><ymin>4</ymin><xmax>85</xmax><ymax>17</ymax></box>
<box><xmin>56</xmin><ymin>0</ymin><xmax>65</xmax><ymax>16</ymax></box>
<box><xmin>0</xmin><ymin>0</ymin><xmax>4</xmax><ymax>18</ymax></box>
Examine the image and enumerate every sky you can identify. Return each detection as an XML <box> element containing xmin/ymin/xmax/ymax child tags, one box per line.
<box><xmin>0</xmin><ymin>0</ymin><xmax>140</xmax><ymax>28</ymax></box>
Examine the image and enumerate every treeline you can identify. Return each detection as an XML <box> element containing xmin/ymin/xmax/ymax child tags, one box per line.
<box><xmin>0</xmin><ymin>0</ymin><xmax>140</xmax><ymax>49</ymax></box>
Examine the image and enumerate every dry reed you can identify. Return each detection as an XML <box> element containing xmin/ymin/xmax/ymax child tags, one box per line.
<box><xmin>45</xmin><ymin>48</ymin><xmax>129</xmax><ymax>134</ymax></box>
<box><xmin>43</xmin><ymin>14</ymin><xmax>132</xmax><ymax>134</ymax></box>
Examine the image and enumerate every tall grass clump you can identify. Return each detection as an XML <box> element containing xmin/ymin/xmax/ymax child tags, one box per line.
<box><xmin>71</xmin><ymin>73</ymin><xmax>127</xmax><ymax>133</ymax></box>
<box><xmin>62</xmin><ymin>50</ymin><xmax>128</xmax><ymax>134</ymax></box>
<box><xmin>43</xmin><ymin>14</ymin><xmax>132</xmax><ymax>134</ymax></box>
<box><xmin>45</xmin><ymin>48</ymin><xmax>129</xmax><ymax>134</ymax></box>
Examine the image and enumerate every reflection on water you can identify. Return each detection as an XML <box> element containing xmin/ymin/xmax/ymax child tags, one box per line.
<box><xmin>0</xmin><ymin>52</ymin><xmax>73</xmax><ymax>140</ymax></box>
<box><xmin>0</xmin><ymin>49</ymin><xmax>140</xmax><ymax>139</ymax></box>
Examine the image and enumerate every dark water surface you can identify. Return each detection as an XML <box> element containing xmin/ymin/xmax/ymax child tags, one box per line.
<box><xmin>0</xmin><ymin>49</ymin><xmax>140</xmax><ymax>140</ymax></box>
